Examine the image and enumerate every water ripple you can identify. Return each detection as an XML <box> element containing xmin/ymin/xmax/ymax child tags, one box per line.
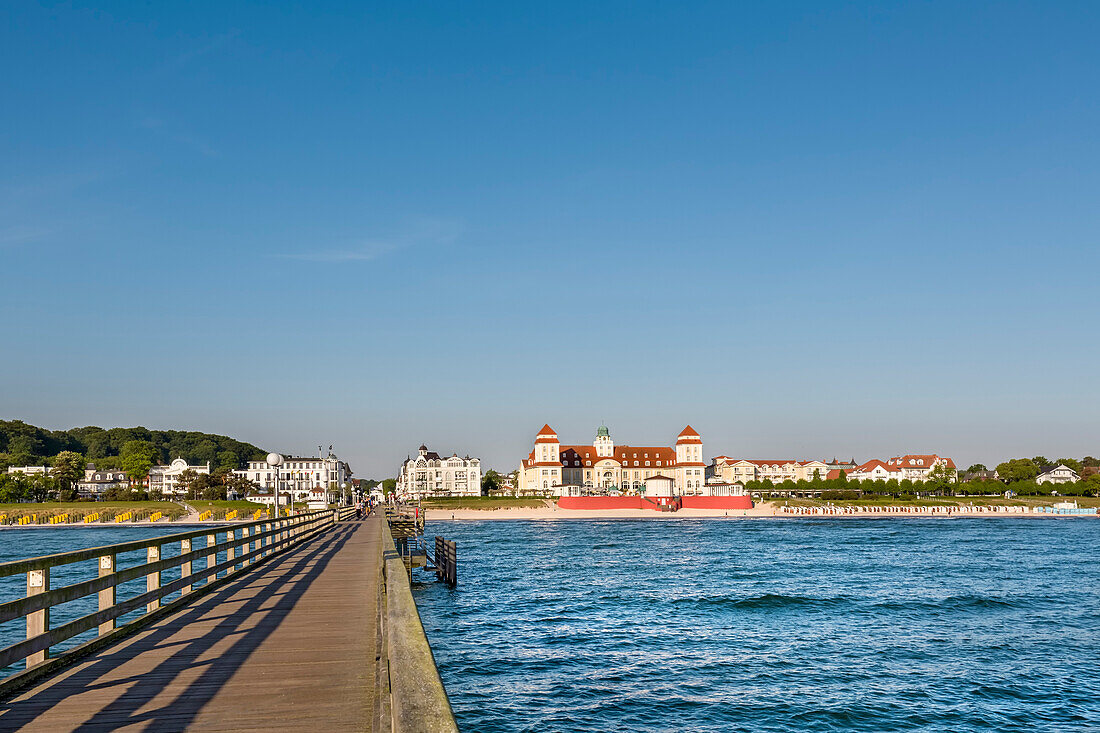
<box><xmin>415</xmin><ymin>518</ymin><xmax>1100</xmax><ymax>732</ymax></box>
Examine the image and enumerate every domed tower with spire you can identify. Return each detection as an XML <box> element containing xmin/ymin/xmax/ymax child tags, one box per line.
<box><xmin>593</xmin><ymin>424</ymin><xmax>614</xmax><ymax>457</ymax></box>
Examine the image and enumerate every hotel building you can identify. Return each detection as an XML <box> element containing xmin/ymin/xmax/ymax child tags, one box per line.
<box><xmin>518</xmin><ymin>424</ymin><xmax>707</xmax><ymax>495</ymax></box>
<box><xmin>847</xmin><ymin>455</ymin><xmax>956</xmax><ymax>482</ymax></box>
<box><xmin>708</xmin><ymin>457</ymin><xmax>830</xmax><ymax>484</ymax></box>
<box><xmin>396</xmin><ymin>445</ymin><xmax>482</xmax><ymax>499</ymax></box>
<box><xmin>236</xmin><ymin>454</ymin><xmax>352</xmax><ymax>502</ymax></box>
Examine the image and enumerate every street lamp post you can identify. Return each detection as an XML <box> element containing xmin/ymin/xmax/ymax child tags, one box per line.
<box><xmin>266</xmin><ymin>453</ymin><xmax>284</xmax><ymax>519</ymax></box>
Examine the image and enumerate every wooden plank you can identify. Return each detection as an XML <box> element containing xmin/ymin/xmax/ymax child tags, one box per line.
<box><xmin>0</xmin><ymin>519</ymin><xmax>384</xmax><ymax>731</ymax></box>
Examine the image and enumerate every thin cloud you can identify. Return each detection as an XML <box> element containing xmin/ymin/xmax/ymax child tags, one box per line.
<box><xmin>0</xmin><ymin>225</ymin><xmax>52</xmax><ymax>246</ymax></box>
<box><xmin>277</xmin><ymin>242</ymin><xmax>400</xmax><ymax>263</ymax></box>
<box><xmin>277</xmin><ymin>221</ymin><xmax>462</xmax><ymax>263</ymax></box>
<box><xmin>136</xmin><ymin>115</ymin><xmax>218</xmax><ymax>158</ymax></box>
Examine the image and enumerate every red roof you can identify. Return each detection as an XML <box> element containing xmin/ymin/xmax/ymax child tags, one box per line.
<box><xmin>676</xmin><ymin>425</ymin><xmax>702</xmax><ymax>443</ymax></box>
<box><xmin>529</xmin><ymin>444</ymin><xmax>680</xmax><ymax>468</ymax></box>
<box><xmin>852</xmin><ymin>459</ymin><xmax>901</xmax><ymax>474</ymax></box>
<box><xmin>535</xmin><ymin>423</ymin><xmax>559</xmax><ymax>443</ymax></box>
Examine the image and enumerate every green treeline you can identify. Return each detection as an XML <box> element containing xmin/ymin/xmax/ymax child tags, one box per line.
<box><xmin>0</xmin><ymin>419</ymin><xmax>265</xmax><ymax>471</ymax></box>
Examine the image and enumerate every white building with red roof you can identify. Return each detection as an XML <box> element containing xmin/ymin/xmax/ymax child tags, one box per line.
<box><xmin>847</xmin><ymin>455</ymin><xmax>956</xmax><ymax>483</ymax></box>
<box><xmin>709</xmin><ymin>457</ymin><xmax>829</xmax><ymax>484</ymax></box>
<box><xmin>519</xmin><ymin>424</ymin><xmax>707</xmax><ymax>496</ymax></box>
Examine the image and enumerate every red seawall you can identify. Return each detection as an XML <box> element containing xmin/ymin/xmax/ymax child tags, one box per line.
<box><xmin>680</xmin><ymin>496</ymin><xmax>753</xmax><ymax>510</ymax></box>
<box><xmin>556</xmin><ymin>496</ymin><xmax>648</xmax><ymax>510</ymax></box>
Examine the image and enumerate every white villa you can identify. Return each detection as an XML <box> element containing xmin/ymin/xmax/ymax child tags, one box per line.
<box><xmin>148</xmin><ymin>459</ymin><xmax>211</xmax><ymax>496</ymax></box>
<box><xmin>396</xmin><ymin>446</ymin><xmax>482</xmax><ymax>499</ymax></box>
<box><xmin>1035</xmin><ymin>464</ymin><xmax>1080</xmax><ymax>485</ymax></box>
<box><xmin>75</xmin><ymin>467</ymin><xmax>130</xmax><ymax>498</ymax></box>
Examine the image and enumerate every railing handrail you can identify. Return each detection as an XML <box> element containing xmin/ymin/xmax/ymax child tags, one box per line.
<box><xmin>0</xmin><ymin>506</ymin><xmax>355</xmax><ymax>693</ymax></box>
<box><xmin>0</xmin><ymin>520</ymin><xmax>322</xmax><ymax>624</ymax></box>
<box><xmin>0</xmin><ymin>509</ymin><xmax>333</xmax><ymax>577</ymax></box>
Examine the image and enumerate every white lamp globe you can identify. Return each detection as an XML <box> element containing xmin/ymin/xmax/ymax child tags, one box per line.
<box><xmin>266</xmin><ymin>452</ymin><xmax>284</xmax><ymax>467</ymax></box>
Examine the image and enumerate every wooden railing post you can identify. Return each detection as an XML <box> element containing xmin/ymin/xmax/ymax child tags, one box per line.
<box><xmin>207</xmin><ymin>532</ymin><xmax>217</xmax><ymax>580</ymax></box>
<box><xmin>241</xmin><ymin>526</ymin><xmax>250</xmax><ymax>566</ymax></box>
<box><xmin>98</xmin><ymin>553</ymin><xmax>116</xmax><ymax>635</ymax></box>
<box><xmin>180</xmin><ymin>539</ymin><xmax>192</xmax><ymax>594</ymax></box>
<box><xmin>146</xmin><ymin>546</ymin><xmax>161</xmax><ymax>613</ymax></box>
<box><xmin>226</xmin><ymin>528</ymin><xmax>235</xmax><ymax>568</ymax></box>
<box><xmin>26</xmin><ymin>567</ymin><xmax>49</xmax><ymax>667</ymax></box>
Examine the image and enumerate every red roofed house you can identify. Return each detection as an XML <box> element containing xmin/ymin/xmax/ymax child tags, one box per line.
<box><xmin>519</xmin><ymin>424</ymin><xmax>707</xmax><ymax>496</ymax></box>
<box><xmin>847</xmin><ymin>455</ymin><xmax>956</xmax><ymax>483</ymax></box>
<box><xmin>709</xmin><ymin>457</ymin><xmax>830</xmax><ymax>484</ymax></box>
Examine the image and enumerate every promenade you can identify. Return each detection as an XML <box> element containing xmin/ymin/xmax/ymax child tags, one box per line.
<box><xmin>0</xmin><ymin>518</ymin><xmax>384</xmax><ymax>731</ymax></box>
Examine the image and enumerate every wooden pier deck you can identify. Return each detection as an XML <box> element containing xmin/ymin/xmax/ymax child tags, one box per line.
<box><xmin>0</xmin><ymin>518</ymin><xmax>384</xmax><ymax>731</ymax></box>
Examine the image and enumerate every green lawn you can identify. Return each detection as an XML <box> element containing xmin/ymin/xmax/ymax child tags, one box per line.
<box><xmin>0</xmin><ymin>501</ymin><xmax>188</xmax><ymax>523</ymax></box>
<box><xmin>187</xmin><ymin>499</ymin><xmax>267</xmax><ymax>511</ymax></box>
<box><xmin>418</xmin><ymin>496</ymin><xmax>548</xmax><ymax>510</ymax></box>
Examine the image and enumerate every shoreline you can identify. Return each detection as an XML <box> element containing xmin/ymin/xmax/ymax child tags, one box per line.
<box><xmin>425</xmin><ymin>506</ymin><xmax>1099</xmax><ymax>521</ymax></box>
<box><xmin>0</xmin><ymin>521</ymin><xmax>234</xmax><ymax>529</ymax></box>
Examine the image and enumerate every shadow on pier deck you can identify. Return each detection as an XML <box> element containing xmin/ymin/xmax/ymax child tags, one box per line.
<box><xmin>0</xmin><ymin>516</ymin><xmax>457</xmax><ymax>732</ymax></box>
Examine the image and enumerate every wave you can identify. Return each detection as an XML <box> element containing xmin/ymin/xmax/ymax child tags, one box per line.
<box><xmin>874</xmin><ymin>595</ymin><xmax>1018</xmax><ymax>611</ymax></box>
<box><xmin>675</xmin><ymin>593</ymin><xmax>852</xmax><ymax>610</ymax></box>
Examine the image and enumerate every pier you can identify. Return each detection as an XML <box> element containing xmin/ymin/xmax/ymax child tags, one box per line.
<box><xmin>0</xmin><ymin>511</ymin><xmax>457</xmax><ymax>731</ymax></box>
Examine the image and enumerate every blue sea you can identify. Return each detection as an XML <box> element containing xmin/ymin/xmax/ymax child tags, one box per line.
<box><xmin>0</xmin><ymin>525</ymin><xmax>232</xmax><ymax>677</ymax></box>
<box><xmin>413</xmin><ymin>518</ymin><xmax>1100</xmax><ymax>732</ymax></box>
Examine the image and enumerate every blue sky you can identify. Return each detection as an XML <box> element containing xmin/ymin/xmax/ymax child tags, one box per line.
<box><xmin>2</xmin><ymin>1</ymin><xmax>1098</xmax><ymax>477</ymax></box>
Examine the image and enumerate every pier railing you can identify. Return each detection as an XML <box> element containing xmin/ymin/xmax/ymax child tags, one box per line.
<box><xmin>0</xmin><ymin>506</ymin><xmax>357</xmax><ymax>695</ymax></box>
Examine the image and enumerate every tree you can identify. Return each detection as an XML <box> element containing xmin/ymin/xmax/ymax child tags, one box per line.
<box><xmin>481</xmin><ymin>470</ymin><xmax>502</xmax><ymax>496</ymax></box>
<box><xmin>1032</xmin><ymin>456</ymin><xmax>1050</xmax><ymax>468</ymax></box>
<box><xmin>966</xmin><ymin>464</ymin><xmax>987</xmax><ymax>474</ymax></box>
<box><xmin>216</xmin><ymin>450</ymin><xmax>241</xmax><ymax>470</ymax></box>
<box><xmin>225</xmin><ymin>473</ymin><xmax>258</xmax><ymax>499</ymax></box>
<box><xmin>120</xmin><ymin>440</ymin><xmax>159</xmax><ymax>486</ymax></box>
<box><xmin>381</xmin><ymin>478</ymin><xmax>397</xmax><ymax>496</ymax></box>
<box><xmin>996</xmin><ymin>458</ymin><xmax>1039</xmax><ymax>483</ymax></box>
<box><xmin>1083</xmin><ymin>456</ymin><xmax>1100</xmax><ymax>468</ymax></box>
<box><xmin>175</xmin><ymin>469</ymin><xmax>200</xmax><ymax>499</ymax></box>
<box><xmin>52</xmin><ymin>451</ymin><xmax>85</xmax><ymax>501</ymax></box>
<box><xmin>926</xmin><ymin>462</ymin><xmax>956</xmax><ymax>493</ymax></box>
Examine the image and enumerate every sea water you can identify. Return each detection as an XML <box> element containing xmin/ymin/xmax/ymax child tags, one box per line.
<box><xmin>0</xmin><ymin>525</ymin><xmax>226</xmax><ymax>677</ymax></box>
<box><xmin>414</xmin><ymin>518</ymin><xmax>1100</xmax><ymax>732</ymax></box>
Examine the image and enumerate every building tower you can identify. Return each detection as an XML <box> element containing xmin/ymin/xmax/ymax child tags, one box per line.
<box><xmin>675</xmin><ymin>425</ymin><xmax>705</xmax><ymax>494</ymax></box>
<box><xmin>533</xmin><ymin>424</ymin><xmax>561</xmax><ymax>491</ymax></box>
<box><xmin>593</xmin><ymin>425</ymin><xmax>614</xmax><ymax>457</ymax></box>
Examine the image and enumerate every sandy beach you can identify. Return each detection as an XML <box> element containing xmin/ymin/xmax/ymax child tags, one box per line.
<box><xmin>424</xmin><ymin>504</ymin><xmax>1098</xmax><ymax>520</ymax></box>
